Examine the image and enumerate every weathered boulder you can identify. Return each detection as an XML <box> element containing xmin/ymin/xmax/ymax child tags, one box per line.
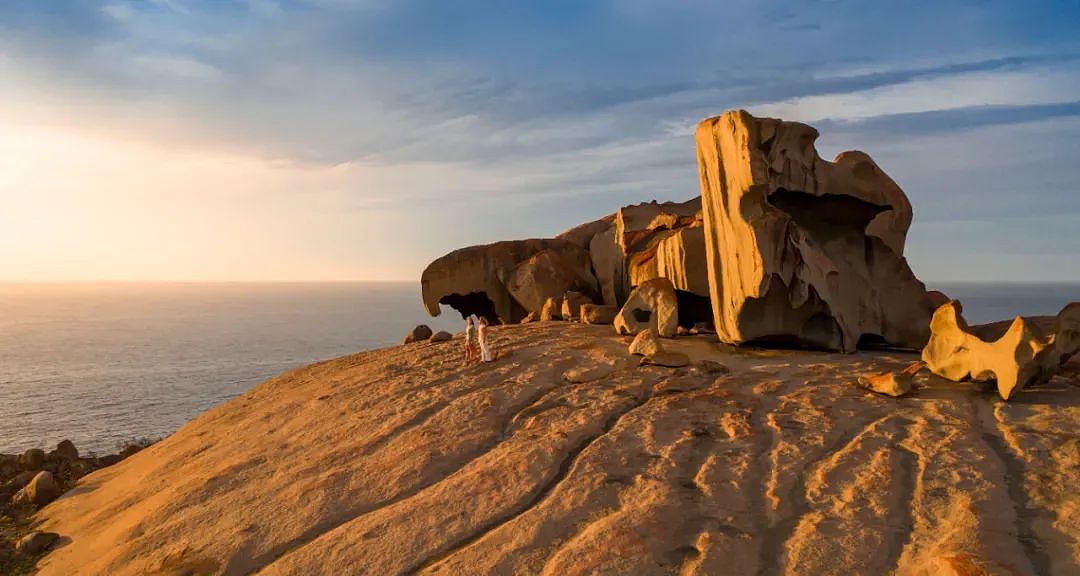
<box><xmin>539</xmin><ymin>296</ymin><xmax>564</xmax><ymax>321</ymax></box>
<box><xmin>695</xmin><ymin>110</ymin><xmax>930</xmax><ymax>352</ymax></box>
<box><xmin>429</xmin><ymin>331</ymin><xmax>453</xmax><ymax>343</ymax></box>
<box><xmin>628</xmin><ymin>329</ymin><xmax>663</xmax><ymax>357</ymax></box>
<box><xmin>922</xmin><ymin>301</ymin><xmax>1080</xmax><ymax>400</ymax></box>
<box><xmin>640</xmin><ymin>351</ymin><xmax>690</xmax><ymax>368</ymax></box>
<box><xmin>857</xmin><ymin>361</ymin><xmax>922</xmax><ymax>397</ymax></box>
<box><xmin>421</xmin><ymin>239</ymin><xmax>595</xmax><ymax>324</ymax></box>
<box><xmin>562</xmin><ymin>364</ymin><xmax>614</xmax><ymax>383</ymax></box>
<box><xmin>926</xmin><ymin>290</ymin><xmax>951</xmax><ymax>312</ymax></box>
<box><xmin>556</xmin><ymin>214</ymin><xmax>616</xmax><ymax>248</ymax></box>
<box><xmin>614</xmin><ymin>278</ymin><xmax>678</xmax><ymax>337</ymax></box>
<box><xmin>16</xmin><ymin>531</ymin><xmax>59</xmax><ymax>555</ymax></box>
<box><xmin>402</xmin><ymin>325</ymin><xmax>433</xmax><ymax>345</ymax></box>
<box><xmin>580</xmin><ymin>304</ymin><xmax>618</xmax><ymax>325</ymax></box>
<box><xmin>13</xmin><ymin>471</ymin><xmax>60</xmax><ymax>507</ymax></box>
<box><xmin>560</xmin><ymin>291</ymin><xmax>592</xmax><ymax>322</ymax></box>
<box><xmin>504</xmin><ymin>250</ymin><xmax>597</xmax><ymax>314</ymax></box>
<box><xmin>19</xmin><ymin>449</ymin><xmax>44</xmax><ymax>471</ymax></box>
<box><xmin>52</xmin><ymin>440</ymin><xmax>79</xmax><ymax>461</ymax></box>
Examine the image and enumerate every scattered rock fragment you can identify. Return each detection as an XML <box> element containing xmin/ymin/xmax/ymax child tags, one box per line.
<box><xmin>628</xmin><ymin>329</ymin><xmax>663</xmax><ymax>357</ymax></box>
<box><xmin>15</xmin><ymin>531</ymin><xmax>59</xmax><ymax>555</ymax></box>
<box><xmin>694</xmin><ymin>360</ymin><xmax>730</xmax><ymax>375</ymax></box>
<box><xmin>640</xmin><ymin>351</ymin><xmax>691</xmax><ymax>368</ymax></box>
<box><xmin>402</xmin><ymin>325</ymin><xmax>433</xmax><ymax>345</ymax></box>
<box><xmin>429</xmin><ymin>331</ymin><xmax>452</xmax><ymax>343</ymax></box>
<box><xmin>857</xmin><ymin>361</ymin><xmax>922</xmax><ymax>397</ymax></box>
<box><xmin>9</xmin><ymin>470</ymin><xmax>37</xmax><ymax>491</ymax></box>
<box><xmin>563</xmin><ymin>364</ymin><xmax>614</xmax><ymax>383</ymax></box>
<box><xmin>13</xmin><ymin>471</ymin><xmax>60</xmax><ymax>507</ymax></box>
<box><xmin>580</xmin><ymin>304</ymin><xmax>618</xmax><ymax>325</ymax></box>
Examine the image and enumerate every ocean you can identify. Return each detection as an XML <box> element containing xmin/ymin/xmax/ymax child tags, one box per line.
<box><xmin>1</xmin><ymin>282</ymin><xmax>1077</xmax><ymax>454</ymax></box>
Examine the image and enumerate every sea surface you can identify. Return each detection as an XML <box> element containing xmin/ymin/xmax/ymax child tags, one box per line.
<box><xmin>1</xmin><ymin>282</ymin><xmax>1077</xmax><ymax>454</ymax></box>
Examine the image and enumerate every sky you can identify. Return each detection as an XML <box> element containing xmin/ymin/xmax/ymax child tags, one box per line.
<box><xmin>2</xmin><ymin>0</ymin><xmax>1079</xmax><ymax>282</ymax></box>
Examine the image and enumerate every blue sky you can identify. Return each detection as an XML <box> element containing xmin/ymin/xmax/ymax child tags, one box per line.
<box><xmin>2</xmin><ymin>0</ymin><xmax>1079</xmax><ymax>282</ymax></box>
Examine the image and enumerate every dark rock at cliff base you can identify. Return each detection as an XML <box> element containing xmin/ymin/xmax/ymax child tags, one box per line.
<box><xmin>16</xmin><ymin>531</ymin><xmax>59</xmax><ymax>555</ymax></box>
<box><xmin>13</xmin><ymin>471</ymin><xmax>60</xmax><ymax>507</ymax></box>
<box><xmin>429</xmin><ymin>331</ymin><xmax>453</xmax><ymax>343</ymax></box>
<box><xmin>403</xmin><ymin>325</ymin><xmax>433</xmax><ymax>345</ymax></box>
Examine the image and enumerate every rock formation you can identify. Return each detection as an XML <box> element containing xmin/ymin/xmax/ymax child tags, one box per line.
<box><xmin>402</xmin><ymin>325</ymin><xmax>433</xmax><ymax>344</ymax></box>
<box><xmin>560</xmin><ymin>291</ymin><xmax>592</xmax><ymax>321</ymax></box>
<box><xmin>580</xmin><ymin>304</ymin><xmax>618</xmax><ymax>325</ymax></box>
<box><xmin>922</xmin><ymin>301</ymin><xmax>1080</xmax><ymax>400</ymax></box>
<box><xmin>695</xmin><ymin>109</ymin><xmax>931</xmax><ymax>352</ymax></box>
<box><xmin>614</xmin><ymin>278</ymin><xmax>678</xmax><ymax>337</ymax></box>
<box><xmin>504</xmin><ymin>250</ymin><xmax>597</xmax><ymax>314</ymax></box>
<box><xmin>856</xmin><ymin>361</ymin><xmax>922</xmax><ymax>397</ymax></box>
<box><xmin>421</xmin><ymin>239</ymin><xmax>597</xmax><ymax>324</ymax></box>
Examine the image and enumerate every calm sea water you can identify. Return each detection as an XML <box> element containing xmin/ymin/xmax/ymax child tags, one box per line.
<box><xmin>0</xmin><ymin>283</ymin><xmax>461</xmax><ymax>454</ymax></box>
<box><xmin>1</xmin><ymin>282</ymin><xmax>1077</xmax><ymax>454</ymax></box>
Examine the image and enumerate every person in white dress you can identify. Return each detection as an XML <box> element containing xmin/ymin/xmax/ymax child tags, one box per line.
<box><xmin>478</xmin><ymin>317</ymin><xmax>493</xmax><ymax>362</ymax></box>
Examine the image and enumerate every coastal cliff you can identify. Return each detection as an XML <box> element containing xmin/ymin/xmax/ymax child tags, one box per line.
<box><xmin>30</xmin><ymin>322</ymin><xmax>1080</xmax><ymax>575</ymax></box>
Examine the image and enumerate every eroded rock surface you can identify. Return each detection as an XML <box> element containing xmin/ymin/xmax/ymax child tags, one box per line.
<box><xmin>922</xmin><ymin>301</ymin><xmax>1080</xmax><ymax>400</ymax></box>
<box><xmin>695</xmin><ymin>110</ymin><xmax>931</xmax><ymax>352</ymax></box>
<box><xmin>32</xmin><ymin>323</ymin><xmax>1080</xmax><ymax>575</ymax></box>
<box><xmin>421</xmin><ymin>239</ymin><xmax>596</xmax><ymax>324</ymax></box>
<box><xmin>614</xmin><ymin>278</ymin><xmax>678</xmax><ymax>337</ymax></box>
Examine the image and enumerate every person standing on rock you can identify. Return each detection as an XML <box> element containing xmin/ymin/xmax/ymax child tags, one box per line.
<box><xmin>478</xmin><ymin>317</ymin><xmax>493</xmax><ymax>362</ymax></box>
<box><xmin>464</xmin><ymin>315</ymin><xmax>477</xmax><ymax>365</ymax></box>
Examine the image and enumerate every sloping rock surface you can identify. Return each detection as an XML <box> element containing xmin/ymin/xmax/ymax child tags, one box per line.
<box><xmin>695</xmin><ymin>109</ymin><xmax>930</xmax><ymax>352</ymax></box>
<box><xmin>35</xmin><ymin>323</ymin><xmax>1080</xmax><ymax>575</ymax></box>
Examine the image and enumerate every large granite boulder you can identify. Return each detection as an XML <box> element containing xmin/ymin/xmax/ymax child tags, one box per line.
<box><xmin>922</xmin><ymin>301</ymin><xmax>1080</xmax><ymax>400</ymax></box>
<box><xmin>504</xmin><ymin>250</ymin><xmax>597</xmax><ymax>314</ymax></box>
<box><xmin>614</xmin><ymin>278</ymin><xmax>678</xmax><ymax>337</ymax></box>
<box><xmin>695</xmin><ymin>109</ymin><xmax>930</xmax><ymax>352</ymax></box>
<box><xmin>421</xmin><ymin>239</ymin><xmax>596</xmax><ymax>324</ymax></box>
<box><xmin>13</xmin><ymin>471</ymin><xmax>60</xmax><ymax>507</ymax></box>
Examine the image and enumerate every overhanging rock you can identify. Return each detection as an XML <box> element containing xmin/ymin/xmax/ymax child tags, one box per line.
<box><xmin>695</xmin><ymin>109</ymin><xmax>931</xmax><ymax>352</ymax></box>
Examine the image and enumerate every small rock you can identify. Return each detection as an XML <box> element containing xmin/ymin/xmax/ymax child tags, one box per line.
<box><xmin>694</xmin><ymin>360</ymin><xmax>730</xmax><ymax>375</ymax></box>
<box><xmin>561</xmin><ymin>291</ymin><xmax>592</xmax><ymax>322</ymax></box>
<box><xmin>519</xmin><ymin>311</ymin><xmax>540</xmax><ymax>324</ymax></box>
<box><xmin>580</xmin><ymin>304</ymin><xmax>618</xmax><ymax>325</ymax></box>
<box><xmin>856</xmin><ymin>361</ymin><xmax>922</xmax><ymax>398</ymax></box>
<box><xmin>53</xmin><ymin>439</ymin><xmax>79</xmax><ymax>460</ymax></box>
<box><xmin>676</xmin><ymin>326</ymin><xmax>689</xmax><ymax>336</ymax></box>
<box><xmin>540</xmin><ymin>296</ymin><xmax>565</xmax><ymax>321</ymax></box>
<box><xmin>402</xmin><ymin>325</ymin><xmax>433</xmax><ymax>344</ymax></box>
<box><xmin>19</xmin><ymin>448</ymin><xmax>45</xmax><ymax>471</ymax></box>
<box><xmin>563</xmin><ymin>364</ymin><xmax>614</xmax><ymax>383</ymax></box>
<box><xmin>640</xmin><ymin>351</ymin><xmax>691</xmax><ymax>368</ymax></box>
<box><xmin>429</xmin><ymin>331</ymin><xmax>453</xmax><ymax>343</ymax></box>
<box><xmin>13</xmin><ymin>471</ymin><xmax>61</xmax><ymax>507</ymax></box>
<box><xmin>15</xmin><ymin>531</ymin><xmax>59</xmax><ymax>555</ymax></box>
<box><xmin>628</xmin><ymin>329</ymin><xmax>663</xmax><ymax>357</ymax></box>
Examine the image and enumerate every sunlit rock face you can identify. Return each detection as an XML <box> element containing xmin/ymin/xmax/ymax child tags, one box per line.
<box><xmin>923</xmin><ymin>301</ymin><xmax>1080</xmax><ymax>400</ymax></box>
<box><xmin>421</xmin><ymin>239</ymin><xmax>597</xmax><ymax>324</ymax></box>
<box><xmin>695</xmin><ymin>109</ymin><xmax>930</xmax><ymax>352</ymax></box>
